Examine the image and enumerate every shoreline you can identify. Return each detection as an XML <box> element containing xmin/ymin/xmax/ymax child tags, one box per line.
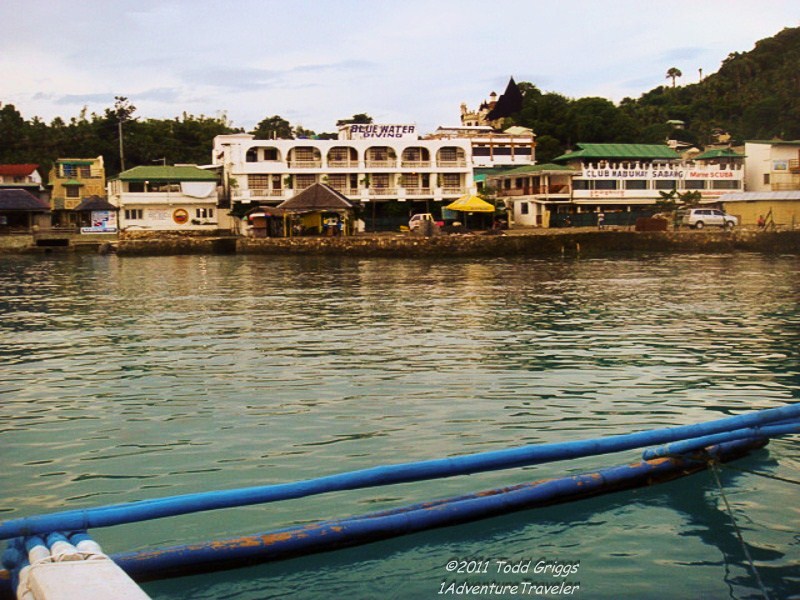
<box><xmin>2</xmin><ymin>228</ymin><xmax>799</xmax><ymax>257</ymax></box>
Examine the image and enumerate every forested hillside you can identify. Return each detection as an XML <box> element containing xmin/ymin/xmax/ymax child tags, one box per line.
<box><xmin>1</xmin><ymin>26</ymin><xmax>798</xmax><ymax>174</ymax></box>
<box><xmin>511</xmin><ymin>26</ymin><xmax>800</xmax><ymax>160</ymax></box>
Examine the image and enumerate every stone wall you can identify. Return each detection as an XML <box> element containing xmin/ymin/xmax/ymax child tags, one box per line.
<box><xmin>5</xmin><ymin>229</ymin><xmax>799</xmax><ymax>257</ymax></box>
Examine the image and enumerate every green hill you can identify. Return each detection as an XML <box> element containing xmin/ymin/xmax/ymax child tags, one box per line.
<box><xmin>510</xmin><ymin>26</ymin><xmax>800</xmax><ymax>161</ymax></box>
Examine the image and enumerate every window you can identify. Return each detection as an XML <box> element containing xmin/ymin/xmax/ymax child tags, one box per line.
<box><xmin>248</xmin><ymin>175</ymin><xmax>270</xmax><ymax>188</ymax></box>
<box><xmin>128</xmin><ymin>182</ymin><xmax>145</xmax><ymax>193</ymax></box>
<box><xmin>573</xmin><ymin>180</ymin><xmax>590</xmax><ymax>190</ymax></box>
<box><xmin>442</xmin><ymin>174</ymin><xmax>460</xmax><ymax>187</ymax></box>
<box><xmin>625</xmin><ymin>180</ymin><xmax>648</xmax><ymax>190</ymax></box>
<box><xmin>594</xmin><ymin>180</ymin><xmax>617</xmax><ymax>190</ymax></box>
<box><xmin>520</xmin><ymin>202</ymin><xmax>529</xmax><ymax>215</ymax></box>
<box><xmin>684</xmin><ymin>180</ymin><xmax>706</xmax><ymax>190</ymax></box>
<box><xmin>65</xmin><ymin>186</ymin><xmax>80</xmax><ymax>198</ymax></box>
<box><xmin>473</xmin><ymin>146</ymin><xmax>491</xmax><ymax>156</ymax></box>
<box><xmin>263</xmin><ymin>148</ymin><xmax>278</xmax><ymax>161</ymax></box>
<box><xmin>655</xmin><ymin>180</ymin><xmax>678</xmax><ymax>190</ymax></box>
<box><xmin>125</xmin><ymin>209</ymin><xmax>143</xmax><ymax>220</ymax></box>
<box><xmin>295</xmin><ymin>175</ymin><xmax>316</xmax><ymax>189</ymax></box>
<box><xmin>195</xmin><ymin>208</ymin><xmax>214</xmax><ymax>219</ymax></box>
<box><xmin>712</xmin><ymin>180</ymin><xmax>739</xmax><ymax>190</ymax></box>
<box><xmin>79</xmin><ymin>166</ymin><xmax>91</xmax><ymax>178</ymax></box>
<box><xmin>763</xmin><ymin>174</ymin><xmax>770</xmax><ymax>185</ymax></box>
<box><xmin>61</xmin><ymin>164</ymin><xmax>77</xmax><ymax>177</ymax></box>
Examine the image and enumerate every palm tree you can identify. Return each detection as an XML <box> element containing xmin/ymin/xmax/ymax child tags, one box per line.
<box><xmin>666</xmin><ymin>67</ymin><xmax>682</xmax><ymax>88</ymax></box>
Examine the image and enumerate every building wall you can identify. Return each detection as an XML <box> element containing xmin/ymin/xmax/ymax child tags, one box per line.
<box><xmin>49</xmin><ymin>157</ymin><xmax>106</xmax><ymax>211</ymax></box>
<box><xmin>722</xmin><ymin>199</ymin><xmax>800</xmax><ymax>227</ymax></box>
<box><xmin>744</xmin><ymin>142</ymin><xmax>800</xmax><ymax>192</ymax></box>
<box><xmin>213</xmin><ymin>133</ymin><xmax>475</xmax><ymax>208</ymax></box>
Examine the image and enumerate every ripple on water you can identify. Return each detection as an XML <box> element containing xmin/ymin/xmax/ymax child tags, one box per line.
<box><xmin>0</xmin><ymin>253</ymin><xmax>798</xmax><ymax>599</ymax></box>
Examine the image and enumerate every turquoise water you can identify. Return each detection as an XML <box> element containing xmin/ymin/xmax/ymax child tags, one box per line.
<box><xmin>1</xmin><ymin>253</ymin><xmax>798</xmax><ymax>599</ymax></box>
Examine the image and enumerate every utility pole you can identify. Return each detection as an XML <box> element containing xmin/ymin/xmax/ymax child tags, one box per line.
<box><xmin>114</xmin><ymin>96</ymin><xmax>136</xmax><ymax>173</ymax></box>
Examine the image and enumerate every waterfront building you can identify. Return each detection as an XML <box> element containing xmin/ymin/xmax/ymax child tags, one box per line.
<box><xmin>109</xmin><ymin>165</ymin><xmax>229</xmax><ymax>232</ymax></box>
<box><xmin>48</xmin><ymin>157</ymin><xmax>106</xmax><ymax>228</ymax></box>
<box><xmin>422</xmin><ymin>125</ymin><xmax>536</xmax><ymax>169</ymax></box>
<box><xmin>487</xmin><ymin>163</ymin><xmax>578</xmax><ymax>228</ymax></box>
<box><xmin>212</xmin><ymin>125</ymin><xmax>474</xmax><ymax>231</ymax></box>
<box><xmin>719</xmin><ymin>140</ymin><xmax>800</xmax><ymax>227</ymax></box>
<box><xmin>0</xmin><ymin>164</ymin><xmax>44</xmax><ymax>197</ymax></box>
<box><xmin>0</xmin><ymin>188</ymin><xmax>51</xmax><ymax>233</ymax></box>
<box><xmin>742</xmin><ymin>140</ymin><xmax>800</xmax><ymax>192</ymax></box>
<box><xmin>490</xmin><ymin>143</ymin><xmax>745</xmax><ymax>228</ymax></box>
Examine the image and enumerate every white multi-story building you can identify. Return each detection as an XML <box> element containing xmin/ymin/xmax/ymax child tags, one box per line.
<box><xmin>490</xmin><ymin>143</ymin><xmax>745</xmax><ymax>228</ymax></box>
<box><xmin>109</xmin><ymin>165</ymin><xmax>228</xmax><ymax>232</ymax></box>
<box><xmin>743</xmin><ymin>140</ymin><xmax>800</xmax><ymax>192</ymax></box>
<box><xmin>422</xmin><ymin>125</ymin><xmax>536</xmax><ymax>169</ymax></box>
<box><xmin>212</xmin><ymin>124</ymin><xmax>474</xmax><ymax>230</ymax></box>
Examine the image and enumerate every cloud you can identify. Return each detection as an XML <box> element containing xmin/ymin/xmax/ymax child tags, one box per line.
<box><xmin>55</xmin><ymin>93</ymin><xmax>116</xmax><ymax>105</ymax></box>
<box><xmin>180</xmin><ymin>60</ymin><xmax>375</xmax><ymax>92</ymax></box>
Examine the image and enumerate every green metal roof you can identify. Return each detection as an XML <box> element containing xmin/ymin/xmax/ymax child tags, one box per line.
<box><xmin>61</xmin><ymin>179</ymin><xmax>85</xmax><ymax>186</ymax></box>
<box><xmin>116</xmin><ymin>165</ymin><xmax>217</xmax><ymax>182</ymax></box>
<box><xmin>553</xmin><ymin>144</ymin><xmax>681</xmax><ymax>162</ymax></box>
<box><xmin>693</xmin><ymin>148</ymin><xmax>746</xmax><ymax>160</ymax></box>
<box><xmin>497</xmin><ymin>163</ymin><xmax>578</xmax><ymax>175</ymax></box>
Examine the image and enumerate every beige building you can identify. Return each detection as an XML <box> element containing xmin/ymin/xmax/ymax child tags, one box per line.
<box><xmin>49</xmin><ymin>156</ymin><xmax>106</xmax><ymax>228</ymax></box>
<box><xmin>719</xmin><ymin>141</ymin><xmax>800</xmax><ymax>227</ymax></box>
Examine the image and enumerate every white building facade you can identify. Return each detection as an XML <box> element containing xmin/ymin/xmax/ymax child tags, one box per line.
<box><xmin>213</xmin><ymin>125</ymin><xmax>474</xmax><ymax>230</ymax></box>
<box><xmin>109</xmin><ymin>165</ymin><xmax>229</xmax><ymax>232</ymax></box>
<box><xmin>744</xmin><ymin>140</ymin><xmax>800</xmax><ymax>192</ymax></box>
<box><xmin>490</xmin><ymin>143</ymin><xmax>745</xmax><ymax>228</ymax></box>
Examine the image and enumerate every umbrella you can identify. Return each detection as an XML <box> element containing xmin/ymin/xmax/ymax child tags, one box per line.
<box><xmin>444</xmin><ymin>195</ymin><xmax>496</xmax><ymax>213</ymax></box>
<box><xmin>444</xmin><ymin>195</ymin><xmax>497</xmax><ymax>229</ymax></box>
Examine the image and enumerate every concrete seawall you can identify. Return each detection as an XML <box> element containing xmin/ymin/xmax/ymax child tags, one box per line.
<box><xmin>112</xmin><ymin>229</ymin><xmax>800</xmax><ymax>257</ymax></box>
<box><xmin>4</xmin><ymin>229</ymin><xmax>798</xmax><ymax>257</ymax></box>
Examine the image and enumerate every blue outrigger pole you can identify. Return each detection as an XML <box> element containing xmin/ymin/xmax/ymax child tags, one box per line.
<box><xmin>1</xmin><ymin>402</ymin><xmax>798</xmax><ymax>541</ymax></box>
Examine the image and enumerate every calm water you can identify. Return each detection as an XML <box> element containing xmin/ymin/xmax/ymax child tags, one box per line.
<box><xmin>1</xmin><ymin>252</ymin><xmax>798</xmax><ymax>599</ymax></box>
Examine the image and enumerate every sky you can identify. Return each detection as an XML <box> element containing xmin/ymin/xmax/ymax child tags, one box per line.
<box><xmin>2</xmin><ymin>0</ymin><xmax>799</xmax><ymax>136</ymax></box>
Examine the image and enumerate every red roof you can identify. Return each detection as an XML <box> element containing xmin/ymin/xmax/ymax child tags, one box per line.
<box><xmin>0</xmin><ymin>164</ymin><xmax>39</xmax><ymax>177</ymax></box>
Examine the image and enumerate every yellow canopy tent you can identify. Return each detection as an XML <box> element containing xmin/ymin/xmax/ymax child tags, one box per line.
<box><xmin>444</xmin><ymin>195</ymin><xmax>496</xmax><ymax>213</ymax></box>
<box><xmin>444</xmin><ymin>194</ymin><xmax>496</xmax><ymax>230</ymax></box>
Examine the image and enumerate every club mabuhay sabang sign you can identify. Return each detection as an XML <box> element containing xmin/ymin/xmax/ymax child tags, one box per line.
<box><xmin>341</xmin><ymin>124</ymin><xmax>417</xmax><ymax>140</ymax></box>
<box><xmin>581</xmin><ymin>166</ymin><xmax>738</xmax><ymax>180</ymax></box>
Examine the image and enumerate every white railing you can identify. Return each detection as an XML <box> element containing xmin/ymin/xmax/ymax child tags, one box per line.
<box><xmin>287</xmin><ymin>160</ymin><xmax>322</xmax><ymax>168</ymax></box>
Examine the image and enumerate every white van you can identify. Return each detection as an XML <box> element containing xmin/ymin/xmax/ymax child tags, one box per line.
<box><xmin>680</xmin><ymin>208</ymin><xmax>738</xmax><ymax>229</ymax></box>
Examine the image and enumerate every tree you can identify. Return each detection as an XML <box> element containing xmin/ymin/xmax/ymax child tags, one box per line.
<box><xmin>666</xmin><ymin>68</ymin><xmax>683</xmax><ymax>88</ymax></box>
<box><xmin>251</xmin><ymin>115</ymin><xmax>293</xmax><ymax>140</ymax></box>
<box><xmin>111</xmin><ymin>96</ymin><xmax>136</xmax><ymax>171</ymax></box>
<box><xmin>336</xmin><ymin>113</ymin><xmax>373</xmax><ymax>126</ymax></box>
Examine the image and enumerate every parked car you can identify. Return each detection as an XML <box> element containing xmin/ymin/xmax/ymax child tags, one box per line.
<box><xmin>408</xmin><ymin>213</ymin><xmax>434</xmax><ymax>231</ymax></box>
<box><xmin>679</xmin><ymin>208</ymin><xmax>738</xmax><ymax>229</ymax></box>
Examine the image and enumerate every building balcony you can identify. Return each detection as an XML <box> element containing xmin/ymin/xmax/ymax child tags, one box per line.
<box><xmin>400</xmin><ymin>160</ymin><xmax>431</xmax><ymax>168</ymax></box>
<box><xmin>329</xmin><ymin>186</ymin><xmax>359</xmax><ymax>196</ymax></box>
<box><xmin>437</xmin><ymin>160</ymin><xmax>468</xmax><ymax>168</ymax></box>
<box><xmin>442</xmin><ymin>187</ymin><xmax>465</xmax><ymax>195</ymax></box>
<box><xmin>403</xmin><ymin>187</ymin><xmax>433</xmax><ymax>196</ymax></box>
<box><xmin>287</xmin><ymin>160</ymin><xmax>322</xmax><ymax>168</ymax></box>
<box><xmin>369</xmin><ymin>187</ymin><xmax>398</xmax><ymax>196</ymax></box>
<box><xmin>248</xmin><ymin>188</ymin><xmax>286</xmax><ymax>198</ymax></box>
<box><xmin>365</xmin><ymin>160</ymin><xmax>397</xmax><ymax>168</ymax></box>
<box><xmin>499</xmin><ymin>185</ymin><xmax>571</xmax><ymax>197</ymax></box>
<box><xmin>117</xmin><ymin>192</ymin><xmax>218</xmax><ymax>205</ymax></box>
<box><xmin>327</xmin><ymin>160</ymin><xmax>358</xmax><ymax>168</ymax></box>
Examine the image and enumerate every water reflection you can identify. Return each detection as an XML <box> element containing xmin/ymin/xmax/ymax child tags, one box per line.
<box><xmin>0</xmin><ymin>253</ymin><xmax>798</xmax><ymax>599</ymax></box>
